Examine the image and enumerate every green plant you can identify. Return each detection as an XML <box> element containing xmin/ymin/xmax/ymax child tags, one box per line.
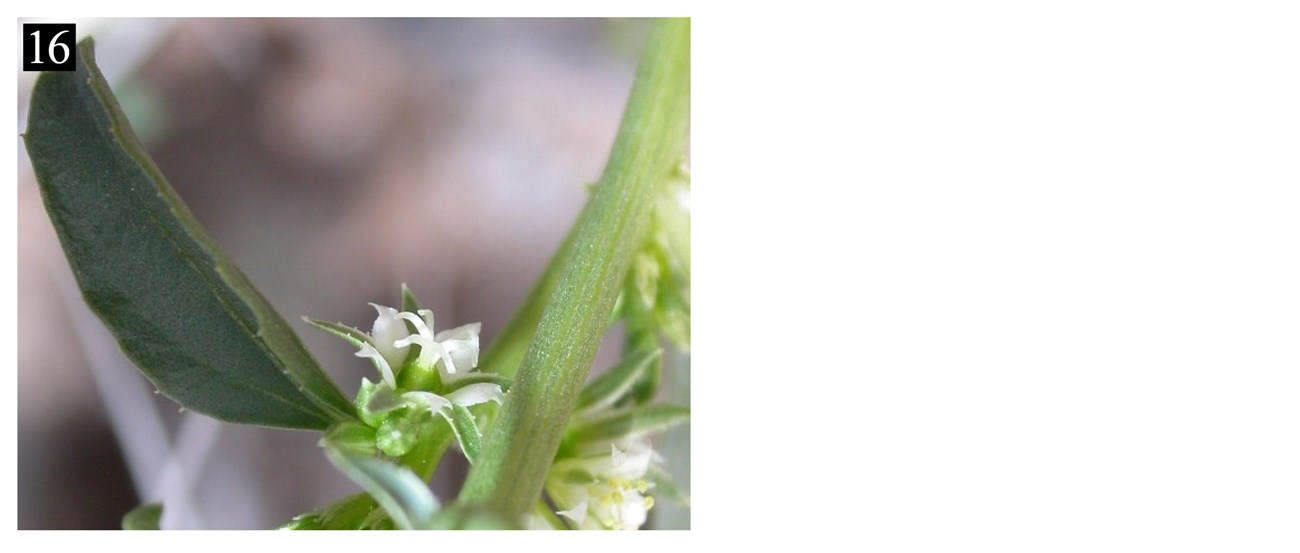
<box><xmin>24</xmin><ymin>18</ymin><xmax>689</xmax><ymax>530</ymax></box>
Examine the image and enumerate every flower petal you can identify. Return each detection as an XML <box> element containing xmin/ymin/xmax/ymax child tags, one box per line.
<box><xmin>397</xmin><ymin>311</ymin><xmax>434</xmax><ymax>339</ymax></box>
<box><xmin>355</xmin><ymin>343</ymin><xmax>397</xmax><ymax>388</ymax></box>
<box><xmin>608</xmin><ymin>440</ymin><xmax>653</xmax><ymax>480</ymax></box>
<box><xmin>368</xmin><ymin>303</ymin><xmax>410</xmax><ymax>370</ymax></box>
<box><xmin>434</xmin><ymin>322</ymin><xmax>480</xmax><ymax>343</ymax></box>
<box><xmin>402</xmin><ymin>391</ymin><xmax>452</xmax><ymax>415</ymax></box>
<box><xmin>556</xmin><ymin>499</ymin><xmax>588</xmax><ymax>525</ymax></box>
<box><xmin>445</xmin><ymin>383</ymin><xmax>503</xmax><ymax>407</ymax></box>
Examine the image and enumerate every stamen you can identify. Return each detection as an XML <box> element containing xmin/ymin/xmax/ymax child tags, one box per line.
<box><xmin>396</xmin><ymin>311</ymin><xmax>433</xmax><ymax>338</ymax></box>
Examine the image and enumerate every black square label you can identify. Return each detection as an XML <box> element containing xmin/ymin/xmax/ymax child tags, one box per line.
<box><xmin>23</xmin><ymin>23</ymin><xmax>77</xmax><ymax>71</ymax></box>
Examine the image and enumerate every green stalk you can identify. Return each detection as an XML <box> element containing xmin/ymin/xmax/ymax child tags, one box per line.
<box><xmin>457</xmin><ymin>18</ymin><xmax>690</xmax><ymax>518</ymax></box>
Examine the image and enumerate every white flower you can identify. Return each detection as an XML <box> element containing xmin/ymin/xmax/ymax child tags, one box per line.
<box><xmin>353</xmin><ymin>305</ymin><xmax>500</xmax><ymax>415</ymax></box>
<box><xmin>393</xmin><ymin>309</ymin><xmax>481</xmax><ymax>377</ymax></box>
<box><xmin>547</xmin><ymin>439</ymin><xmax>658</xmax><ymax>530</ymax></box>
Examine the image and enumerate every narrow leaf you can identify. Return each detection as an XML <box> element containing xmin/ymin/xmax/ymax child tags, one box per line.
<box><xmin>576</xmin><ymin>348</ymin><xmax>660</xmax><ymax>413</ymax></box>
<box><xmin>324</xmin><ymin>447</ymin><xmax>439</xmax><ymax>530</ymax></box>
<box><xmin>441</xmin><ymin>404</ymin><xmax>483</xmax><ymax>463</ymax></box>
<box><xmin>24</xmin><ymin>39</ymin><xmax>354</xmax><ymax>429</ymax></box>
<box><xmin>122</xmin><ymin>503</ymin><xmax>163</xmax><ymax>530</ymax></box>
<box><xmin>304</xmin><ymin>317</ymin><xmax>374</xmax><ymax>350</ymax></box>
<box><xmin>646</xmin><ymin>465</ymin><xmax>690</xmax><ymax>506</ymax></box>
<box><xmin>566</xmin><ymin>404</ymin><xmax>690</xmax><ymax>445</ymax></box>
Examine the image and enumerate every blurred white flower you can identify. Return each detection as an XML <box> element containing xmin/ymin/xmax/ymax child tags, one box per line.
<box><xmin>547</xmin><ymin>440</ymin><xmax>658</xmax><ymax>530</ymax></box>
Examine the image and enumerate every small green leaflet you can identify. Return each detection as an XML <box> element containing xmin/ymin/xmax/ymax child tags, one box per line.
<box><xmin>565</xmin><ymin>404</ymin><xmax>690</xmax><ymax>445</ymax></box>
<box><xmin>575</xmin><ymin>348</ymin><xmax>661</xmax><ymax>414</ymax></box>
<box><xmin>441</xmin><ymin>403</ymin><xmax>483</xmax><ymax>463</ymax></box>
<box><xmin>323</xmin><ymin>447</ymin><xmax>440</xmax><ymax>530</ymax></box>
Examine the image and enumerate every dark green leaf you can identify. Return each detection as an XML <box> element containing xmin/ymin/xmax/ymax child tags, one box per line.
<box><xmin>576</xmin><ymin>348</ymin><xmax>660</xmax><ymax>413</ymax></box>
<box><xmin>324</xmin><ymin>447</ymin><xmax>439</xmax><ymax>530</ymax></box>
<box><xmin>566</xmin><ymin>404</ymin><xmax>690</xmax><ymax>445</ymax></box>
<box><xmin>122</xmin><ymin>503</ymin><xmax>162</xmax><ymax>530</ymax></box>
<box><xmin>24</xmin><ymin>39</ymin><xmax>354</xmax><ymax>430</ymax></box>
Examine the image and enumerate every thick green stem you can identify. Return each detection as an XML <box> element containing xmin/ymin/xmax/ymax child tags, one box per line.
<box><xmin>457</xmin><ymin>18</ymin><xmax>690</xmax><ymax>519</ymax></box>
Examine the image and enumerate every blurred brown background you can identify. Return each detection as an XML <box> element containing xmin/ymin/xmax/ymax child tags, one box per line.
<box><xmin>16</xmin><ymin>18</ymin><xmax>688</xmax><ymax>529</ymax></box>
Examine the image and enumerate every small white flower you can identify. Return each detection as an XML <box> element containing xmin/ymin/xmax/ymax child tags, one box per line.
<box><xmin>352</xmin><ymin>304</ymin><xmax>500</xmax><ymax>416</ymax></box>
<box><xmin>548</xmin><ymin>439</ymin><xmax>658</xmax><ymax>530</ymax></box>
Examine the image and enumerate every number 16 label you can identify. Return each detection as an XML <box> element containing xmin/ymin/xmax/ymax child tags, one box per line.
<box><xmin>24</xmin><ymin>23</ymin><xmax>77</xmax><ymax>72</ymax></box>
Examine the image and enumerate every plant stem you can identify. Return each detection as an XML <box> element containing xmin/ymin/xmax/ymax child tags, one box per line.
<box><xmin>457</xmin><ymin>18</ymin><xmax>690</xmax><ymax>519</ymax></box>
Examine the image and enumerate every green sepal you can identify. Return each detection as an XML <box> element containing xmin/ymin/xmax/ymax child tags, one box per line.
<box><xmin>376</xmin><ymin>415</ymin><xmax>420</xmax><ymax>458</ymax></box>
<box><xmin>356</xmin><ymin>379</ymin><xmax>404</xmax><ymax>428</ymax></box>
<box><xmin>303</xmin><ymin>317</ymin><xmax>374</xmax><ymax>350</ymax></box>
<box><xmin>400</xmin><ymin>283</ymin><xmax>422</xmax><ymax>313</ymax></box>
<box><xmin>565</xmin><ymin>404</ymin><xmax>690</xmax><ymax>445</ymax></box>
<box><xmin>323</xmin><ymin>446</ymin><xmax>439</xmax><ymax>530</ymax></box>
<box><xmin>441</xmin><ymin>404</ymin><xmax>483</xmax><ymax>463</ymax></box>
<box><xmin>122</xmin><ymin>503</ymin><xmax>162</xmax><ymax>530</ymax></box>
<box><xmin>576</xmin><ymin>348</ymin><xmax>660</xmax><ymax>414</ymax></box>
<box><xmin>304</xmin><ymin>319</ymin><xmax>395</xmax><ymax>387</ymax></box>
<box><xmin>321</xmin><ymin>421</ymin><xmax>377</xmax><ymax>456</ymax></box>
<box><xmin>24</xmin><ymin>39</ymin><xmax>355</xmax><ymax>429</ymax></box>
<box><xmin>396</xmin><ymin>358</ymin><xmax>441</xmax><ymax>392</ymax></box>
<box><xmin>396</xmin><ymin>419</ymin><xmax>456</xmax><ymax>481</ymax></box>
